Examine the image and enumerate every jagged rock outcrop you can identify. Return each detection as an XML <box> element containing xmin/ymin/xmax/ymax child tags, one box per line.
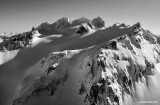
<box><xmin>0</xmin><ymin>31</ymin><xmax>35</xmax><ymax>51</ymax></box>
<box><xmin>91</xmin><ymin>16</ymin><xmax>105</xmax><ymax>28</ymax></box>
<box><xmin>113</xmin><ymin>23</ymin><xmax>130</xmax><ymax>28</ymax></box>
<box><xmin>35</xmin><ymin>17</ymin><xmax>91</xmax><ymax>36</ymax></box>
<box><xmin>71</xmin><ymin>17</ymin><xmax>90</xmax><ymax>27</ymax></box>
<box><xmin>36</xmin><ymin>22</ymin><xmax>54</xmax><ymax>35</ymax></box>
<box><xmin>76</xmin><ymin>23</ymin><xmax>90</xmax><ymax>35</ymax></box>
<box><xmin>55</xmin><ymin>17</ymin><xmax>71</xmax><ymax>29</ymax></box>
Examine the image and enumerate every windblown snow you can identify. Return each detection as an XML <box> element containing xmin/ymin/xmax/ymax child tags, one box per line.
<box><xmin>0</xmin><ymin>17</ymin><xmax>160</xmax><ymax>105</ymax></box>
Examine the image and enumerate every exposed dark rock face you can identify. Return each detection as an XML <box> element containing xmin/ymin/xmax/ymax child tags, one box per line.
<box><xmin>106</xmin><ymin>41</ymin><xmax>118</xmax><ymax>50</ymax></box>
<box><xmin>0</xmin><ymin>32</ymin><xmax>34</xmax><ymax>51</ymax></box>
<box><xmin>71</xmin><ymin>17</ymin><xmax>90</xmax><ymax>27</ymax></box>
<box><xmin>78</xmin><ymin>82</ymin><xmax>87</xmax><ymax>95</ymax></box>
<box><xmin>56</xmin><ymin>17</ymin><xmax>71</xmax><ymax>29</ymax></box>
<box><xmin>76</xmin><ymin>25</ymin><xmax>89</xmax><ymax>35</ymax></box>
<box><xmin>91</xmin><ymin>16</ymin><xmax>105</xmax><ymax>29</ymax></box>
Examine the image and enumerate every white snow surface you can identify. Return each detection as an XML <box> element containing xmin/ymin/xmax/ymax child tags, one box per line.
<box><xmin>0</xmin><ymin>17</ymin><xmax>160</xmax><ymax>105</ymax></box>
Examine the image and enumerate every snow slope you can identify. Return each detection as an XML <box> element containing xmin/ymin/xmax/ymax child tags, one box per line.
<box><xmin>0</xmin><ymin>17</ymin><xmax>160</xmax><ymax>105</ymax></box>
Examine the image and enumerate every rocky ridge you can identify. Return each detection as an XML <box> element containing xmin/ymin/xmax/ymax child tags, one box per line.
<box><xmin>0</xmin><ymin>17</ymin><xmax>160</xmax><ymax>105</ymax></box>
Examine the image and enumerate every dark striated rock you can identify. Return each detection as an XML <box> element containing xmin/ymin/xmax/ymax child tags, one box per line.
<box><xmin>0</xmin><ymin>32</ymin><xmax>34</xmax><ymax>51</ymax></box>
<box><xmin>105</xmin><ymin>41</ymin><xmax>118</xmax><ymax>50</ymax></box>
<box><xmin>76</xmin><ymin>25</ymin><xmax>89</xmax><ymax>35</ymax></box>
<box><xmin>78</xmin><ymin>82</ymin><xmax>87</xmax><ymax>95</ymax></box>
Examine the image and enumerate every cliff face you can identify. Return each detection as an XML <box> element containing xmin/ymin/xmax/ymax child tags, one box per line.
<box><xmin>0</xmin><ymin>17</ymin><xmax>160</xmax><ymax>105</ymax></box>
<box><xmin>0</xmin><ymin>32</ymin><xmax>35</xmax><ymax>51</ymax></box>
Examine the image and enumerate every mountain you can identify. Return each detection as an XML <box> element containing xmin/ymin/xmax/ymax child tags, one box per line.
<box><xmin>0</xmin><ymin>17</ymin><xmax>160</xmax><ymax>105</ymax></box>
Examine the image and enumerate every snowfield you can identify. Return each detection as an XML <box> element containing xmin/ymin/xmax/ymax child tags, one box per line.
<box><xmin>0</xmin><ymin>17</ymin><xmax>160</xmax><ymax>105</ymax></box>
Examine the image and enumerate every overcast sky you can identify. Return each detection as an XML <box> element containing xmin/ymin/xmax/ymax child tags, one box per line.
<box><xmin>0</xmin><ymin>0</ymin><xmax>160</xmax><ymax>34</ymax></box>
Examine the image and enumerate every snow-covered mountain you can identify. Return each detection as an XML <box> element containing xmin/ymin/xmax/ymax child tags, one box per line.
<box><xmin>0</xmin><ymin>17</ymin><xmax>160</xmax><ymax>105</ymax></box>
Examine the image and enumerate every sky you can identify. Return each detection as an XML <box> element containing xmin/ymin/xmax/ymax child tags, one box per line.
<box><xmin>0</xmin><ymin>0</ymin><xmax>160</xmax><ymax>34</ymax></box>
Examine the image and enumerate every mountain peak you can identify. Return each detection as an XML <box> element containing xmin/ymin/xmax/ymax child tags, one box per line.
<box><xmin>70</xmin><ymin>17</ymin><xmax>90</xmax><ymax>27</ymax></box>
<box><xmin>132</xmin><ymin>22</ymin><xmax>141</xmax><ymax>29</ymax></box>
<box><xmin>91</xmin><ymin>16</ymin><xmax>105</xmax><ymax>28</ymax></box>
<box><xmin>55</xmin><ymin>17</ymin><xmax>71</xmax><ymax>29</ymax></box>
